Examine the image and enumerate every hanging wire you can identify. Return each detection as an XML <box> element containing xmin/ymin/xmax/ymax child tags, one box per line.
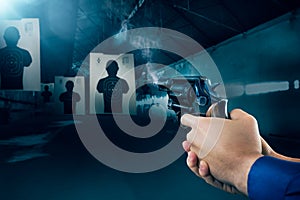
<box><xmin>174</xmin><ymin>4</ymin><xmax>240</xmax><ymax>33</ymax></box>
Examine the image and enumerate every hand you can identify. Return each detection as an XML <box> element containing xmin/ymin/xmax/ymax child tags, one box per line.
<box><xmin>181</xmin><ymin>109</ymin><xmax>263</xmax><ymax>195</ymax></box>
<box><xmin>182</xmin><ymin>103</ymin><xmax>240</xmax><ymax>194</ymax></box>
<box><xmin>183</xmin><ymin>142</ymin><xmax>239</xmax><ymax>194</ymax></box>
<box><xmin>184</xmin><ymin>136</ymin><xmax>300</xmax><ymax>195</ymax></box>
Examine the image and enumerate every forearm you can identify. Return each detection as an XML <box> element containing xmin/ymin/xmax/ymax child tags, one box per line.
<box><xmin>271</xmin><ymin>152</ymin><xmax>300</xmax><ymax>162</ymax></box>
<box><xmin>261</xmin><ymin>137</ymin><xmax>300</xmax><ymax>162</ymax></box>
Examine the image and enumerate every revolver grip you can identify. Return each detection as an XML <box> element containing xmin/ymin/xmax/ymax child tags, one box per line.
<box><xmin>209</xmin><ymin>99</ymin><xmax>229</xmax><ymax>119</ymax></box>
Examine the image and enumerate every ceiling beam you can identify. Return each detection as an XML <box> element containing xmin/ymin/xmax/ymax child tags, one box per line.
<box><xmin>219</xmin><ymin>0</ymin><xmax>245</xmax><ymax>32</ymax></box>
<box><xmin>170</xmin><ymin>4</ymin><xmax>214</xmax><ymax>47</ymax></box>
<box><xmin>174</xmin><ymin>4</ymin><xmax>240</xmax><ymax>34</ymax></box>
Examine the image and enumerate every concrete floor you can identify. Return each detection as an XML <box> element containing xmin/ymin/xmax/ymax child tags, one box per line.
<box><xmin>1</xmin><ymin>108</ymin><xmax>300</xmax><ymax>200</ymax></box>
<box><xmin>0</xmin><ymin>113</ymin><xmax>249</xmax><ymax>200</ymax></box>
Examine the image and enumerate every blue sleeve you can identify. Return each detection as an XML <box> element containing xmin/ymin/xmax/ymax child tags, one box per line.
<box><xmin>248</xmin><ymin>156</ymin><xmax>300</xmax><ymax>200</ymax></box>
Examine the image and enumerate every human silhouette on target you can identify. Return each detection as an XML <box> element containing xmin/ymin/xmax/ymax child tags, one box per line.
<box><xmin>59</xmin><ymin>80</ymin><xmax>81</xmax><ymax>114</ymax></box>
<box><xmin>0</xmin><ymin>26</ymin><xmax>32</xmax><ymax>90</ymax></box>
<box><xmin>41</xmin><ymin>85</ymin><xmax>52</xmax><ymax>103</ymax></box>
<box><xmin>97</xmin><ymin>60</ymin><xmax>129</xmax><ymax>113</ymax></box>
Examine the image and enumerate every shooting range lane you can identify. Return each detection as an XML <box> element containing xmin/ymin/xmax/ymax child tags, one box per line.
<box><xmin>0</xmin><ymin>114</ymin><xmax>247</xmax><ymax>200</ymax></box>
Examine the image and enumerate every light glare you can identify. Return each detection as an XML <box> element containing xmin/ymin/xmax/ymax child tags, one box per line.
<box><xmin>0</xmin><ymin>0</ymin><xmax>11</xmax><ymax>16</ymax></box>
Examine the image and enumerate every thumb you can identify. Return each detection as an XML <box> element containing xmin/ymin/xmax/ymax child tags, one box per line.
<box><xmin>229</xmin><ymin>109</ymin><xmax>249</xmax><ymax>120</ymax></box>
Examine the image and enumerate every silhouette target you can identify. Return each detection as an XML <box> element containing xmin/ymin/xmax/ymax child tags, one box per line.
<box><xmin>103</xmin><ymin>77</ymin><xmax>123</xmax><ymax>102</ymax></box>
<box><xmin>1</xmin><ymin>49</ymin><xmax>23</xmax><ymax>77</ymax></box>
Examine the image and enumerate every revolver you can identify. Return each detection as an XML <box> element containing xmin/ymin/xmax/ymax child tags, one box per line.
<box><xmin>157</xmin><ymin>76</ymin><xmax>228</xmax><ymax>119</ymax></box>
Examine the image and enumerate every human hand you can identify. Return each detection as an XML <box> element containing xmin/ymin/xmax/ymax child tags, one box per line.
<box><xmin>181</xmin><ymin>109</ymin><xmax>263</xmax><ymax>195</ymax></box>
<box><xmin>183</xmin><ymin>142</ymin><xmax>239</xmax><ymax>194</ymax></box>
<box><xmin>184</xmin><ymin>136</ymin><xmax>300</xmax><ymax>195</ymax></box>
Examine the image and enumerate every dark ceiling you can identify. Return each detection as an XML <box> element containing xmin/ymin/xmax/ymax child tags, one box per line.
<box><xmin>1</xmin><ymin>0</ymin><xmax>300</xmax><ymax>81</ymax></box>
